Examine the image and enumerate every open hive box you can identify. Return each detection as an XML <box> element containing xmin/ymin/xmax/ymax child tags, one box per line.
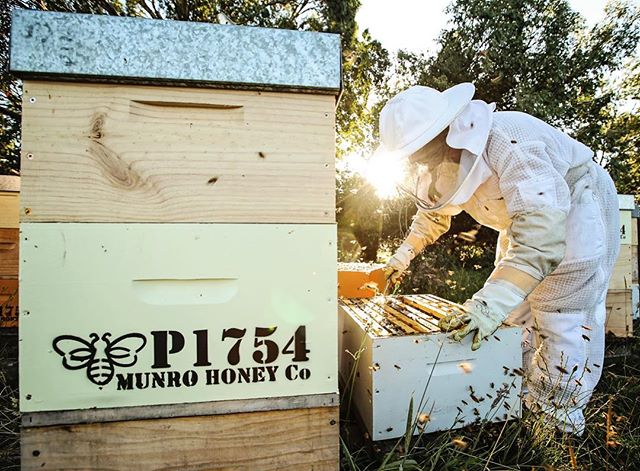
<box><xmin>339</xmin><ymin>294</ymin><xmax>523</xmax><ymax>441</ymax></box>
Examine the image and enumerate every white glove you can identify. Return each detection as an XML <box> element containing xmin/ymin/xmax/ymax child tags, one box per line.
<box><xmin>439</xmin><ymin>280</ymin><xmax>526</xmax><ymax>350</ymax></box>
<box><xmin>384</xmin><ymin>243</ymin><xmax>415</xmax><ymax>285</ymax></box>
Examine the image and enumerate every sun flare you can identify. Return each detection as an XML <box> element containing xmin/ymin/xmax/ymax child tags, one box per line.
<box><xmin>343</xmin><ymin>151</ymin><xmax>405</xmax><ymax>199</ymax></box>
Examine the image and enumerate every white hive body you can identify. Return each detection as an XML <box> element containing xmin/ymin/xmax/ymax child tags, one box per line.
<box><xmin>339</xmin><ymin>295</ymin><xmax>523</xmax><ymax>441</ymax></box>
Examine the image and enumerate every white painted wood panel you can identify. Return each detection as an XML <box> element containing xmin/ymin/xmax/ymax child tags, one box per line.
<box><xmin>20</xmin><ymin>223</ymin><xmax>337</xmax><ymax>412</ymax></box>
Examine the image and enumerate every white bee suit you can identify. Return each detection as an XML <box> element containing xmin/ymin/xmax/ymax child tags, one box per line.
<box><xmin>402</xmin><ymin>107</ymin><xmax>619</xmax><ymax>434</ymax></box>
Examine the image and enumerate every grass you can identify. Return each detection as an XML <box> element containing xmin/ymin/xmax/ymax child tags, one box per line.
<box><xmin>0</xmin><ymin>339</ymin><xmax>19</xmax><ymax>470</ymax></box>
<box><xmin>339</xmin><ymin>326</ymin><xmax>640</xmax><ymax>470</ymax></box>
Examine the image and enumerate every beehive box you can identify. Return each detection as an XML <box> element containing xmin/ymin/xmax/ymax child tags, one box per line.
<box><xmin>0</xmin><ymin>279</ymin><xmax>18</xmax><ymax>328</ymax></box>
<box><xmin>339</xmin><ymin>295</ymin><xmax>522</xmax><ymax>441</ymax></box>
<box><xmin>0</xmin><ymin>176</ymin><xmax>19</xmax><ymax>329</ymax></box>
<box><xmin>606</xmin><ymin>195</ymin><xmax>638</xmax><ymax>336</ymax></box>
<box><xmin>338</xmin><ymin>262</ymin><xmax>386</xmax><ymax>298</ymax></box>
<box><xmin>0</xmin><ymin>176</ymin><xmax>19</xmax><ymax>281</ymax></box>
<box><xmin>606</xmin><ymin>290</ymin><xmax>633</xmax><ymax>337</ymax></box>
<box><xmin>0</xmin><ymin>175</ymin><xmax>19</xmax><ymax>229</ymax></box>
<box><xmin>12</xmin><ymin>9</ymin><xmax>341</xmax><ymax>469</ymax></box>
<box><xmin>20</xmin><ymin>223</ymin><xmax>337</xmax><ymax>411</ymax></box>
<box><xmin>19</xmin><ymin>82</ymin><xmax>336</xmax><ymax>224</ymax></box>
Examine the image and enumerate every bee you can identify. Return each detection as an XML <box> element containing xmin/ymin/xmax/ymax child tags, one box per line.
<box><xmin>451</xmin><ymin>437</ymin><xmax>468</xmax><ymax>450</ymax></box>
<box><xmin>53</xmin><ymin>332</ymin><xmax>146</xmax><ymax>386</ymax></box>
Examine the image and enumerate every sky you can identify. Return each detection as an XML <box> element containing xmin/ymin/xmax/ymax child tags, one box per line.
<box><xmin>356</xmin><ymin>0</ymin><xmax>626</xmax><ymax>55</ymax></box>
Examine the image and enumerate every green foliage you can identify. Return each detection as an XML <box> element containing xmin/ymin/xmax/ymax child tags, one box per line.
<box><xmin>393</xmin><ymin>0</ymin><xmax>640</xmax><ymax>188</ymax></box>
<box><xmin>399</xmin><ymin>0</ymin><xmax>639</xmax><ymax>123</ymax></box>
<box><xmin>395</xmin><ymin>229</ymin><xmax>496</xmax><ymax>304</ymax></box>
<box><xmin>340</xmin><ymin>0</ymin><xmax>640</xmax><ymax>263</ymax></box>
<box><xmin>336</xmin><ymin>173</ymin><xmax>385</xmax><ymax>262</ymax></box>
<box><xmin>602</xmin><ymin>59</ymin><xmax>640</xmax><ymax>198</ymax></box>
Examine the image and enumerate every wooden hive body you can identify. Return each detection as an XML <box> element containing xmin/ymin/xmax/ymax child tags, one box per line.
<box><xmin>12</xmin><ymin>9</ymin><xmax>341</xmax><ymax>469</ymax></box>
<box><xmin>339</xmin><ymin>295</ymin><xmax>523</xmax><ymax>441</ymax></box>
<box><xmin>20</xmin><ymin>82</ymin><xmax>336</xmax><ymax>224</ymax></box>
<box><xmin>0</xmin><ymin>176</ymin><xmax>19</xmax><ymax>291</ymax></box>
<box><xmin>0</xmin><ymin>176</ymin><xmax>19</xmax><ymax>392</ymax></box>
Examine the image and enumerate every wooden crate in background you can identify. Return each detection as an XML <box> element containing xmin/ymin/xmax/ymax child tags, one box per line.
<box><xmin>0</xmin><ymin>228</ymin><xmax>18</xmax><ymax>279</ymax></box>
<box><xmin>0</xmin><ymin>279</ymin><xmax>18</xmax><ymax>328</ymax></box>
<box><xmin>0</xmin><ymin>175</ymin><xmax>19</xmax><ymax>229</ymax></box>
<box><xmin>606</xmin><ymin>290</ymin><xmax>633</xmax><ymax>338</ymax></box>
<box><xmin>608</xmin><ymin>244</ymin><xmax>633</xmax><ymax>290</ymax></box>
<box><xmin>0</xmin><ymin>176</ymin><xmax>19</xmax><ymax>329</ymax></box>
<box><xmin>606</xmin><ymin>195</ymin><xmax>638</xmax><ymax>337</ymax></box>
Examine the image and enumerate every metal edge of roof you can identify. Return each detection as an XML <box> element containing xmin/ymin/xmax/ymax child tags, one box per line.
<box><xmin>9</xmin><ymin>9</ymin><xmax>342</xmax><ymax>94</ymax></box>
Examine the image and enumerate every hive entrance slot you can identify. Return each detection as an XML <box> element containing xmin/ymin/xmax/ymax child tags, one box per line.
<box><xmin>129</xmin><ymin>99</ymin><xmax>245</xmax><ymax>123</ymax></box>
<box><xmin>132</xmin><ymin>278</ymin><xmax>239</xmax><ymax>305</ymax></box>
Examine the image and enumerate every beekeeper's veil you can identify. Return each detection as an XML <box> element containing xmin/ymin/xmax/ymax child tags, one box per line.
<box><xmin>372</xmin><ymin>83</ymin><xmax>495</xmax><ymax>211</ymax></box>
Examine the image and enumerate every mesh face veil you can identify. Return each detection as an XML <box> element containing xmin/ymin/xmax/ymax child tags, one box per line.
<box><xmin>397</xmin><ymin>129</ymin><xmax>468</xmax><ymax>211</ymax></box>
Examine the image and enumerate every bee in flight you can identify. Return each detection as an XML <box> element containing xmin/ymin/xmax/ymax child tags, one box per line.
<box><xmin>53</xmin><ymin>332</ymin><xmax>146</xmax><ymax>386</ymax></box>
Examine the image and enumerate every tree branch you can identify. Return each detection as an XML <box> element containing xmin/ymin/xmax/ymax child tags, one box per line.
<box><xmin>97</xmin><ymin>0</ymin><xmax>121</xmax><ymax>16</ymax></box>
<box><xmin>150</xmin><ymin>0</ymin><xmax>163</xmax><ymax>19</ymax></box>
<box><xmin>138</xmin><ymin>0</ymin><xmax>162</xmax><ymax>19</ymax></box>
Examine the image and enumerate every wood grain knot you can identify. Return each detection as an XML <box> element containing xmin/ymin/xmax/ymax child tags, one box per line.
<box><xmin>90</xmin><ymin>112</ymin><xmax>107</xmax><ymax>140</ymax></box>
<box><xmin>89</xmin><ymin>142</ymin><xmax>141</xmax><ymax>190</ymax></box>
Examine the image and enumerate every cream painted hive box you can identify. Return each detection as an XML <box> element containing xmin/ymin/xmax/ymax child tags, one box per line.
<box><xmin>12</xmin><ymin>9</ymin><xmax>341</xmax><ymax>470</ymax></box>
<box><xmin>339</xmin><ymin>295</ymin><xmax>523</xmax><ymax>441</ymax></box>
<box><xmin>606</xmin><ymin>194</ymin><xmax>639</xmax><ymax>337</ymax></box>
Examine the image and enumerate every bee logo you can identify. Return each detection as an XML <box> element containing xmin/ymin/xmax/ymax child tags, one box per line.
<box><xmin>52</xmin><ymin>332</ymin><xmax>147</xmax><ymax>387</ymax></box>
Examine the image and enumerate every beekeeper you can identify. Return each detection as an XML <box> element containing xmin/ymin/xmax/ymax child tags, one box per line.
<box><xmin>380</xmin><ymin>83</ymin><xmax>619</xmax><ymax>435</ymax></box>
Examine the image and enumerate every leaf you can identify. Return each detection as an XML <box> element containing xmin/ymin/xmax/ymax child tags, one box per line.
<box><xmin>403</xmin><ymin>396</ymin><xmax>414</xmax><ymax>454</ymax></box>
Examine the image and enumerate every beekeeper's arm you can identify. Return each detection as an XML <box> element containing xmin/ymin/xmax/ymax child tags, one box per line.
<box><xmin>385</xmin><ymin>210</ymin><xmax>451</xmax><ymax>283</ymax></box>
<box><xmin>440</xmin><ymin>137</ymin><xmax>570</xmax><ymax>349</ymax></box>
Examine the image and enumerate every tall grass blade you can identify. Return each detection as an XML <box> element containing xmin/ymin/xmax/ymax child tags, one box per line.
<box><xmin>340</xmin><ymin>435</ymin><xmax>360</xmax><ymax>471</ymax></box>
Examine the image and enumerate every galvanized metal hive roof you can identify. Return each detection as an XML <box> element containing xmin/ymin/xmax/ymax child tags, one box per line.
<box><xmin>10</xmin><ymin>9</ymin><xmax>342</xmax><ymax>93</ymax></box>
